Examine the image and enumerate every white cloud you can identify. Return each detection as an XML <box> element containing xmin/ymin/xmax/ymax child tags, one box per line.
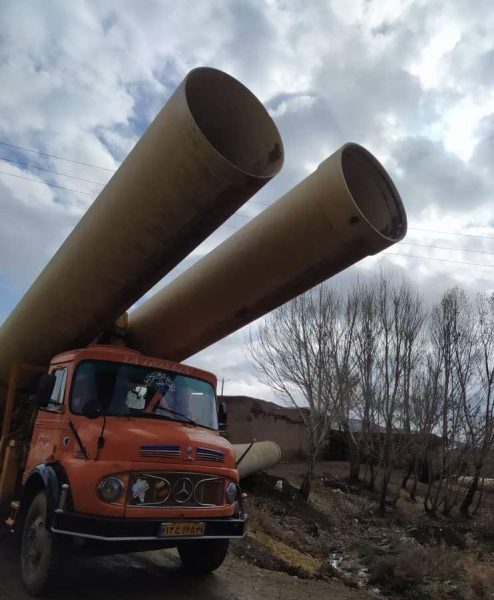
<box><xmin>0</xmin><ymin>0</ymin><xmax>492</xmax><ymax>400</ymax></box>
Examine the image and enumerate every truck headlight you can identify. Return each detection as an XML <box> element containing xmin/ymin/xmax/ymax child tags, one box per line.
<box><xmin>98</xmin><ymin>476</ymin><xmax>125</xmax><ymax>503</ymax></box>
<box><xmin>226</xmin><ymin>482</ymin><xmax>238</xmax><ymax>504</ymax></box>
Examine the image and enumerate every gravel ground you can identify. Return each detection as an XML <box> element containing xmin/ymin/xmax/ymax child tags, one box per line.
<box><xmin>0</xmin><ymin>534</ymin><xmax>374</xmax><ymax>600</ymax></box>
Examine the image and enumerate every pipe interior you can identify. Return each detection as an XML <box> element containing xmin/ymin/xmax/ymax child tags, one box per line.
<box><xmin>186</xmin><ymin>68</ymin><xmax>283</xmax><ymax>178</ymax></box>
<box><xmin>341</xmin><ymin>145</ymin><xmax>407</xmax><ymax>241</ymax></box>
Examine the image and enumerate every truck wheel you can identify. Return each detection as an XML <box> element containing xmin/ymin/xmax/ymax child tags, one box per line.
<box><xmin>178</xmin><ymin>539</ymin><xmax>229</xmax><ymax>574</ymax></box>
<box><xmin>20</xmin><ymin>492</ymin><xmax>65</xmax><ymax>596</ymax></box>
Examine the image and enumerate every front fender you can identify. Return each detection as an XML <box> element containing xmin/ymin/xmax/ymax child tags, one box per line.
<box><xmin>21</xmin><ymin>463</ymin><xmax>70</xmax><ymax>521</ymax></box>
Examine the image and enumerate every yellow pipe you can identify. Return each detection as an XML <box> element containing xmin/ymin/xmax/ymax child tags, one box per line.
<box><xmin>0</xmin><ymin>68</ymin><xmax>283</xmax><ymax>401</ymax></box>
<box><xmin>128</xmin><ymin>143</ymin><xmax>406</xmax><ymax>361</ymax></box>
<box><xmin>234</xmin><ymin>441</ymin><xmax>282</xmax><ymax>479</ymax></box>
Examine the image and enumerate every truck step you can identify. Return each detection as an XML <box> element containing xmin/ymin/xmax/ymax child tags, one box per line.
<box><xmin>5</xmin><ymin>500</ymin><xmax>19</xmax><ymax>528</ymax></box>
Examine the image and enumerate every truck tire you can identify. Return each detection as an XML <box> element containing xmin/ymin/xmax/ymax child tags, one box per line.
<box><xmin>20</xmin><ymin>491</ymin><xmax>66</xmax><ymax>595</ymax></box>
<box><xmin>177</xmin><ymin>539</ymin><xmax>229</xmax><ymax>574</ymax></box>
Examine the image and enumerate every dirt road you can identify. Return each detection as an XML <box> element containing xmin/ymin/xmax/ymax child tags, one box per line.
<box><xmin>0</xmin><ymin>535</ymin><xmax>373</xmax><ymax>600</ymax></box>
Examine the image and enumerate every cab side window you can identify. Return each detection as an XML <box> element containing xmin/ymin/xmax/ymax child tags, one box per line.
<box><xmin>48</xmin><ymin>368</ymin><xmax>68</xmax><ymax>407</ymax></box>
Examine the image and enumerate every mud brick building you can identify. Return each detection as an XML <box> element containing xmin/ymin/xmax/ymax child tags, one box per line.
<box><xmin>220</xmin><ymin>396</ymin><xmax>309</xmax><ymax>460</ymax></box>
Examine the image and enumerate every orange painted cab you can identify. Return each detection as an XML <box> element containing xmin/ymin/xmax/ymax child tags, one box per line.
<box><xmin>2</xmin><ymin>345</ymin><xmax>245</xmax><ymax>593</ymax></box>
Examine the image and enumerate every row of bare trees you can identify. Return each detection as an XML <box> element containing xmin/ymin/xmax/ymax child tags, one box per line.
<box><xmin>248</xmin><ymin>273</ymin><xmax>494</xmax><ymax>515</ymax></box>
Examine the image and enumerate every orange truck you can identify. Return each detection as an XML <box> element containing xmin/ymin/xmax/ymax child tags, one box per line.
<box><xmin>0</xmin><ymin>343</ymin><xmax>243</xmax><ymax>595</ymax></box>
<box><xmin>0</xmin><ymin>67</ymin><xmax>407</xmax><ymax>597</ymax></box>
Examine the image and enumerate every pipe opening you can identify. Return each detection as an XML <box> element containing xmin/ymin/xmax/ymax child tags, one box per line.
<box><xmin>341</xmin><ymin>144</ymin><xmax>407</xmax><ymax>241</ymax></box>
<box><xmin>185</xmin><ymin>68</ymin><xmax>283</xmax><ymax>178</ymax></box>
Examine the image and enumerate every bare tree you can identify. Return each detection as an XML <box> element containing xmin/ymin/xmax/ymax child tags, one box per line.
<box><xmin>459</xmin><ymin>293</ymin><xmax>494</xmax><ymax>516</ymax></box>
<box><xmin>352</xmin><ymin>281</ymin><xmax>381</xmax><ymax>491</ymax></box>
<box><xmin>248</xmin><ymin>274</ymin><xmax>493</xmax><ymax>517</ymax></box>
<box><xmin>373</xmin><ymin>274</ymin><xmax>423</xmax><ymax>513</ymax></box>
<box><xmin>424</xmin><ymin>288</ymin><xmax>475</xmax><ymax>515</ymax></box>
<box><xmin>398</xmin><ymin>283</ymin><xmax>425</xmax><ymax>493</ymax></box>
<box><xmin>326</xmin><ymin>285</ymin><xmax>360</xmax><ymax>482</ymax></box>
<box><xmin>349</xmin><ymin>274</ymin><xmax>422</xmax><ymax>512</ymax></box>
<box><xmin>407</xmin><ymin>356</ymin><xmax>442</xmax><ymax>501</ymax></box>
<box><xmin>248</xmin><ymin>284</ymin><xmax>339</xmax><ymax>500</ymax></box>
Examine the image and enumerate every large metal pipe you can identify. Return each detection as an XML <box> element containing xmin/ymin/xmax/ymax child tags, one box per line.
<box><xmin>0</xmin><ymin>67</ymin><xmax>283</xmax><ymax>393</ymax></box>
<box><xmin>458</xmin><ymin>476</ymin><xmax>494</xmax><ymax>493</ymax></box>
<box><xmin>233</xmin><ymin>441</ymin><xmax>282</xmax><ymax>479</ymax></box>
<box><xmin>128</xmin><ymin>143</ymin><xmax>407</xmax><ymax>361</ymax></box>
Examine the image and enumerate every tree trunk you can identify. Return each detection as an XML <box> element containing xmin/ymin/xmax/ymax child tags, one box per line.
<box><xmin>442</xmin><ymin>497</ymin><xmax>453</xmax><ymax>516</ymax></box>
<box><xmin>424</xmin><ymin>468</ymin><xmax>435</xmax><ymax>516</ymax></box>
<box><xmin>379</xmin><ymin>471</ymin><xmax>390</xmax><ymax>515</ymax></box>
<box><xmin>348</xmin><ymin>440</ymin><xmax>361</xmax><ymax>483</ymax></box>
<box><xmin>409</xmin><ymin>467</ymin><xmax>418</xmax><ymax>502</ymax></box>
<box><xmin>473</xmin><ymin>478</ymin><xmax>485</xmax><ymax>516</ymax></box>
<box><xmin>418</xmin><ymin>457</ymin><xmax>430</xmax><ymax>484</ymax></box>
<box><xmin>460</xmin><ymin>466</ymin><xmax>482</xmax><ymax>517</ymax></box>
<box><xmin>401</xmin><ymin>458</ymin><xmax>414</xmax><ymax>490</ymax></box>
<box><xmin>369</xmin><ymin>463</ymin><xmax>376</xmax><ymax>492</ymax></box>
<box><xmin>300</xmin><ymin>448</ymin><xmax>316</xmax><ymax>501</ymax></box>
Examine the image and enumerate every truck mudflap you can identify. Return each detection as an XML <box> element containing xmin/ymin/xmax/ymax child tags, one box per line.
<box><xmin>51</xmin><ymin>511</ymin><xmax>246</xmax><ymax>542</ymax></box>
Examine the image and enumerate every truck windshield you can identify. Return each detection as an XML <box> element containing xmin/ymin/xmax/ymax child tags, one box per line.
<box><xmin>70</xmin><ymin>360</ymin><xmax>218</xmax><ymax>430</ymax></box>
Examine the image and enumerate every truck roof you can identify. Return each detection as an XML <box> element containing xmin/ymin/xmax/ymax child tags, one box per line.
<box><xmin>50</xmin><ymin>345</ymin><xmax>217</xmax><ymax>387</ymax></box>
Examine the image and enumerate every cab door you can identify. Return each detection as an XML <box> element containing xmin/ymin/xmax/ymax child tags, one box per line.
<box><xmin>25</xmin><ymin>367</ymin><xmax>70</xmax><ymax>476</ymax></box>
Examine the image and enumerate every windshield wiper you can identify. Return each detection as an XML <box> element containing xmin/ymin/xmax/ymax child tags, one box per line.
<box><xmin>69</xmin><ymin>419</ymin><xmax>89</xmax><ymax>460</ymax></box>
<box><xmin>155</xmin><ymin>406</ymin><xmax>197</xmax><ymax>427</ymax></box>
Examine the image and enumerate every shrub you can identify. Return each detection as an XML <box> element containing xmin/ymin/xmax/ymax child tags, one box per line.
<box><xmin>368</xmin><ymin>556</ymin><xmax>397</xmax><ymax>585</ymax></box>
<box><xmin>465</xmin><ymin>563</ymin><xmax>494</xmax><ymax>599</ymax></box>
<box><xmin>395</xmin><ymin>548</ymin><xmax>428</xmax><ymax>581</ymax></box>
<box><xmin>352</xmin><ymin>540</ymin><xmax>387</xmax><ymax>566</ymax></box>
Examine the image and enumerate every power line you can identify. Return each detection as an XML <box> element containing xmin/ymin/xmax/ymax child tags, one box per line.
<box><xmin>383</xmin><ymin>251</ymin><xmax>494</xmax><ymax>269</ymax></box>
<box><xmin>400</xmin><ymin>242</ymin><xmax>494</xmax><ymax>257</ymax></box>
<box><xmin>408</xmin><ymin>226</ymin><xmax>494</xmax><ymax>241</ymax></box>
<box><xmin>231</xmin><ymin>212</ymin><xmax>494</xmax><ymax>243</ymax></box>
<box><xmin>0</xmin><ymin>169</ymin><xmax>95</xmax><ymax>197</ymax></box>
<box><xmin>249</xmin><ymin>200</ymin><xmax>270</xmax><ymax>207</ymax></box>
<box><xmin>1</xmin><ymin>142</ymin><xmax>493</xmax><ymax>249</ymax></box>
<box><xmin>226</xmin><ymin>216</ymin><xmax>494</xmax><ymax>246</ymax></box>
<box><xmin>0</xmin><ymin>140</ymin><xmax>115</xmax><ymax>172</ymax></box>
<box><xmin>2</xmin><ymin>165</ymin><xmax>493</xmax><ymax>271</ymax></box>
<box><xmin>220</xmin><ymin>225</ymin><xmax>494</xmax><ymax>269</ymax></box>
<box><xmin>231</xmin><ymin>212</ymin><xmax>256</xmax><ymax>220</ymax></box>
<box><xmin>0</xmin><ymin>156</ymin><xmax>106</xmax><ymax>186</ymax></box>
<box><xmin>238</xmin><ymin>203</ymin><xmax>494</xmax><ymax>243</ymax></box>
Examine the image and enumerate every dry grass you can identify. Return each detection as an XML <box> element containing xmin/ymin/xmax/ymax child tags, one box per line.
<box><xmin>397</xmin><ymin>544</ymin><xmax>464</xmax><ymax>581</ymax></box>
<box><xmin>248</xmin><ymin>530</ymin><xmax>321</xmax><ymax>576</ymax></box>
<box><xmin>255</xmin><ymin>461</ymin><xmax>494</xmax><ymax>599</ymax></box>
<box><xmin>465</xmin><ymin>563</ymin><xmax>494</xmax><ymax>599</ymax></box>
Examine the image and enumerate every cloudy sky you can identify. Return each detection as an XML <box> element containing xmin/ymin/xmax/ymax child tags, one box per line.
<box><xmin>0</xmin><ymin>0</ymin><xmax>492</xmax><ymax>400</ymax></box>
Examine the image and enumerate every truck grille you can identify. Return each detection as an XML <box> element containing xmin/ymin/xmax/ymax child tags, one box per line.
<box><xmin>139</xmin><ymin>445</ymin><xmax>181</xmax><ymax>460</ymax></box>
<box><xmin>196</xmin><ymin>447</ymin><xmax>226</xmax><ymax>463</ymax></box>
<box><xmin>127</xmin><ymin>472</ymin><xmax>226</xmax><ymax>508</ymax></box>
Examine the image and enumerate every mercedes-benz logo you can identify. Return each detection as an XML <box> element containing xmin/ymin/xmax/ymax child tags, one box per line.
<box><xmin>173</xmin><ymin>477</ymin><xmax>193</xmax><ymax>503</ymax></box>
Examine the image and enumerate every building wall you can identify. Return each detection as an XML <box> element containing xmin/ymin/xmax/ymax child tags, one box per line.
<box><xmin>479</xmin><ymin>449</ymin><xmax>494</xmax><ymax>478</ymax></box>
<box><xmin>220</xmin><ymin>395</ymin><xmax>309</xmax><ymax>460</ymax></box>
<box><xmin>221</xmin><ymin>396</ymin><xmax>450</xmax><ymax>471</ymax></box>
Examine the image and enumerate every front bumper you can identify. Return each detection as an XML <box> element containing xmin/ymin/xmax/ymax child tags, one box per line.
<box><xmin>51</xmin><ymin>510</ymin><xmax>246</xmax><ymax>542</ymax></box>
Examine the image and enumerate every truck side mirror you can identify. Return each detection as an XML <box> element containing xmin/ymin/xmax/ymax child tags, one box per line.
<box><xmin>82</xmin><ymin>399</ymin><xmax>103</xmax><ymax>420</ymax></box>
<box><xmin>33</xmin><ymin>373</ymin><xmax>57</xmax><ymax>408</ymax></box>
<box><xmin>218</xmin><ymin>402</ymin><xmax>227</xmax><ymax>431</ymax></box>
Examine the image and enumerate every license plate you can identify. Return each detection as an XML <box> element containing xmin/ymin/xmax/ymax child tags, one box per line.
<box><xmin>160</xmin><ymin>522</ymin><xmax>205</xmax><ymax>537</ymax></box>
